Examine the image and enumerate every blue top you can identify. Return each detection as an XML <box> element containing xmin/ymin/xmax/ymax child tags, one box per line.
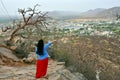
<box><xmin>35</xmin><ymin>41</ymin><xmax>52</xmax><ymax>60</ymax></box>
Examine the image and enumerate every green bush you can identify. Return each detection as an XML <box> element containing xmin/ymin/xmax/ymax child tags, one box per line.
<box><xmin>49</xmin><ymin>47</ymin><xmax>70</xmax><ymax>66</ymax></box>
<box><xmin>14</xmin><ymin>47</ymin><xmax>28</xmax><ymax>58</ymax></box>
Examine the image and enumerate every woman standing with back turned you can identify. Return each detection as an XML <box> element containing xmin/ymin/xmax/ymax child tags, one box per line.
<box><xmin>35</xmin><ymin>39</ymin><xmax>56</xmax><ymax>79</ymax></box>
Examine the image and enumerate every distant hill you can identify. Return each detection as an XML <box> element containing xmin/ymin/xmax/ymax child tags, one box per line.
<box><xmin>77</xmin><ymin>6</ymin><xmax>120</xmax><ymax>18</ymax></box>
<box><xmin>47</xmin><ymin>11</ymin><xmax>81</xmax><ymax>20</ymax></box>
<box><xmin>95</xmin><ymin>7</ymin><xmax>120</xmax><ymax>18</ymax></box>
<box><xmin>47</xmin><ymin>7</ymin><xmax>120</xmax><ymax>19</ymax></box>
<box><xmin>79</xmin><ymin>8</ymin><xmax>106</xmax><ymax>17</ymax></box>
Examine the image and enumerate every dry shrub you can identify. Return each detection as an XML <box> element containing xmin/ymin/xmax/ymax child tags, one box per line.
<box><xmin>50</xmin><ymin>36</ymin><xmax>120</xmax><ymax>80</ymax></box>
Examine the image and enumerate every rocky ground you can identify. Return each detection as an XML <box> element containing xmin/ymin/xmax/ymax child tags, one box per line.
<box><xmin>0</xmin><ymin>45</ymin><xmax>87</xmax><ymax>80</ymax></box>
<box><xmin>0</xmin><ymin>59</ymin><xmax>87</xmax><ymax>80</ymax></box>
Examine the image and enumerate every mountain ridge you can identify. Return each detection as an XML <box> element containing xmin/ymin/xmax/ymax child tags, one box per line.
<box><xmin>47</xmin><ymin>6</ymin><xmax>120</xmax><ymax>19</ymax></box>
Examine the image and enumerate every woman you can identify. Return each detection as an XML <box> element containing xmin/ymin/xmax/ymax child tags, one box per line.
<box><xmin>35</xmin><ymin>39</ymin><xmax>56</xmax><ymax>79</ymax></box>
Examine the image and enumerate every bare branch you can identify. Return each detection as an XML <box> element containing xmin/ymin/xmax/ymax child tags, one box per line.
<box><xmin>1</xmin><ymin>27</ymin><xmax>11</xmax><ymax>32</ymax></box>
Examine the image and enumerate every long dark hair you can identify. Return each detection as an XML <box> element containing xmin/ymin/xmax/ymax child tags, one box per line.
<box><xmin>36</xmin><ymin>39</ymin><xmax>44</xmax><ymax>55</ymax></box>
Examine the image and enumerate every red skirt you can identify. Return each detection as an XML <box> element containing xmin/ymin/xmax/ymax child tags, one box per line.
<box><xmin>35</xmin><ymin>58</ymin><xmax>48</xmax><ymax>78</ymax></box>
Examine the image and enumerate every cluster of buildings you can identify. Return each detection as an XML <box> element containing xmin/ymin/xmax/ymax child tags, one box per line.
<box><xmin>51</xmin><ymin>20</ymin><xmax>119</xmax><ymax>37</ymax></box>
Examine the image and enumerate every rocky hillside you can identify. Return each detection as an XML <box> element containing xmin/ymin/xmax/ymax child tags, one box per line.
<box><xmin>50</xmin><ymin>36</ymin><xmax>120</xmax><ymax>80</ymax></box>
<box><xmin>79</xmin><ymin>8</ymin><xmax>105</xmax><ymax>18</ymax></box>
<box><xmin>0</xmin><ymin>46</ymin><xmax>87</xmax><ymax>80</ymax></box>
<box><xmin>96</xmin><ymin>7</ymin><xmax>120</xmax><ymax>18</ymax></box>
<box><xmin>79</xmin><ymin>7</ymin><xmax>120</xmax><ymax>18</ymax></box>
<box><xmin>0</xmin><ymin>60</ymin><xmax>87</xmax><ymax>80</ymax></box>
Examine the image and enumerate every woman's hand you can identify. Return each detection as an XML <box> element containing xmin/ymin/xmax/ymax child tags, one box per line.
<box><xmin>52</xmin><ymin>40</ymin><xmax>57</xmax><ymax>44</ymax></box>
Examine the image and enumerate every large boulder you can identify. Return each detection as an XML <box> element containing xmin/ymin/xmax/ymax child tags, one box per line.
<box><xmin>48</xmin><ymin>69</ymin><xmax>87</xmax><ymax>80</ymax></box>
<box><xmin>0</xmin><ymin>47</ymin><xmax>19</xmax><ymax>65</ymax></box>
<box><xmin>0</xmin><ymin>47</ymin><xmax>19</xmax><ymax>61</ymax></box>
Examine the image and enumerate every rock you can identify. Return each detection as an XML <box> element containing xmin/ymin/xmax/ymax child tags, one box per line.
<box><xmin>48</xmin><ymin>73</ymin><xmax>61</xmax><ymax>80</ymax></box>
<box><xmin>0</xmin><ymin>47</ymin><xmax>19</xmax><ymax>61</ymax></box>
<box><xmin>0</xmin><ymin>59</ymin><xmax>5</xmax><ymax>65</ymax></box>
<box><xmin>0</xmin><ymin>73</ymin><xmax>15</xmax><ymax>79</ymax></box>
<box><xmin>22</xmin><ymin>52</ymin><xmax>37</xmax><ymax>63</ymax></box>
<box><xmin>10</xmin><ymin>46</ymin><xmax>17</xmax><ymax>50</ymax></box>
<box><xmin>74</xmin><ymin>72</ymin><xmax>88</xmax><ymax>80</ymax></box>
<box><xmin>57</xmin><ymin>62</ymin><xmax>65</xmax><ymax>65</ymax></box>
<box><xmin>28</xmin><ymin>52</ymin><xmax>37</xmax><ymax>59</ymax></box>
<box><xmin>48</xmin><ymin>68</ymin><xmax>87</xmax><ymax>80</ymax></box>
<box><xmin>67</xmin><ymin>66</ymin><xmax>77</xmax><ymax>72</ymax></box>
<box><xmin>22</xmin><ymin>57</ymin><xmax>34</xmax><ymax>63</ymax></box>
<box><xmin>58</xmin><ymin>69</ymin><xmax>79</xmax><ymax>80</ymax></box>
<box><xmin>0</xmin><ymin>47</ymin><xmax>20</xmax><ymax>65</ymax></box>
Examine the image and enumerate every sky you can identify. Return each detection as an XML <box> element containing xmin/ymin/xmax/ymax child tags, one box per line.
<box><xmin>0</xmin><ymin>0</ymin><xmax>120</xmax><ymax>16</ymax></box>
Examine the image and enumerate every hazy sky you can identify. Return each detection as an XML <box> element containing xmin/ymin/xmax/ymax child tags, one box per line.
<box><xmin>0</xmin><ymin>0</ymin><xmax>120</xmax><ymax>16</ymax></box>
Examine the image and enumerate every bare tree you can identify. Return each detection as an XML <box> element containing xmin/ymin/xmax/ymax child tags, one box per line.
<box><xmin>1</xmin><ymin>4</ymin><xmax>48</xmax><ymax>44</ymax></box>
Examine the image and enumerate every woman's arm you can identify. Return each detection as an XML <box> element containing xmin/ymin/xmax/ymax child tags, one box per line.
<box><xmin>44</xmin><ymin>40</ymin><xmax>57</xmax><ymax>49</ymax></box>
